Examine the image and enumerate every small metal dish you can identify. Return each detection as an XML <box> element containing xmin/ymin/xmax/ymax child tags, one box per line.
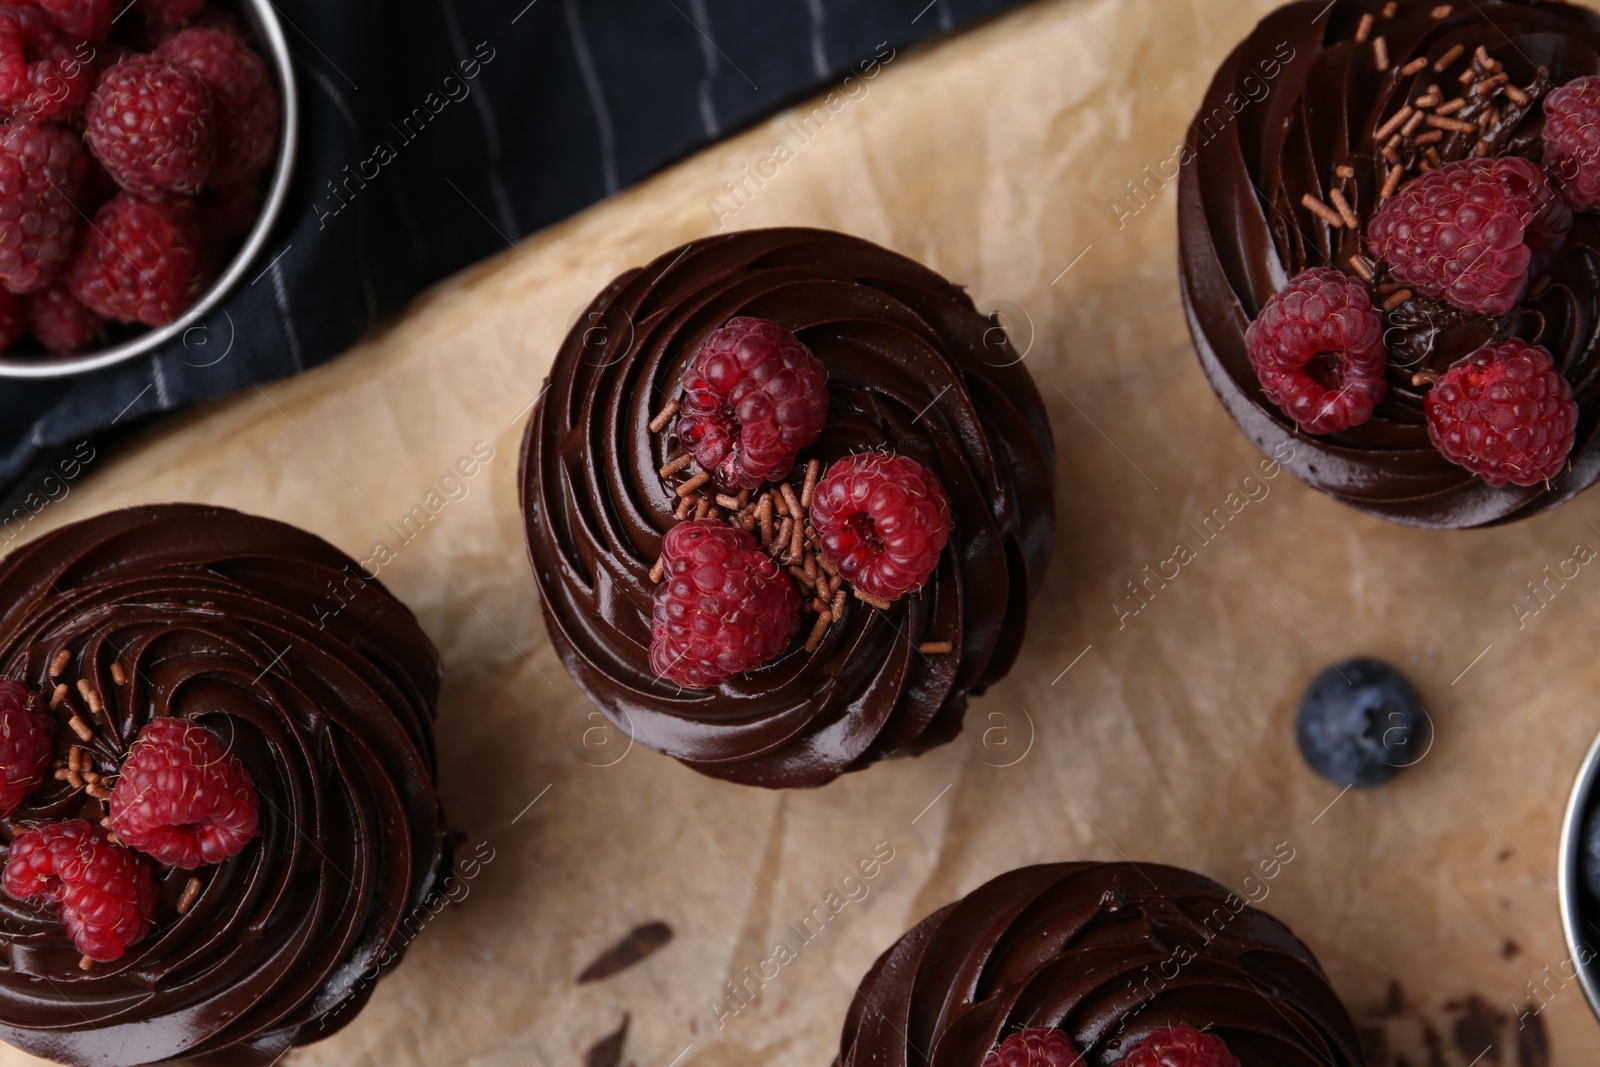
<box><xmin>1558</xmin><ymin>727</ymin><xmax>1600</xmax><ymax>1023</ymax></box>
<box><xmin>0</xmin><ymin>0</ymin><xmax>299</xmax><ymax>380</ymax></box>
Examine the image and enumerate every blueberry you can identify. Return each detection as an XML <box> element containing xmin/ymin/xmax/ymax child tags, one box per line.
<box><xmin>1295</xmin><ymin>658</ymin><xmax>1431</xmax><ymax>788</ymax></box>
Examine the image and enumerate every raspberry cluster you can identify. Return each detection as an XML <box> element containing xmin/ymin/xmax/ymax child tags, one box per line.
<box><xmin>648</xmin><ymin>316</ymin><xmax>955</xmax><ymax>689</ymax></box>
<box><xmin>0</xmin><ymin>0</ymin><xmax>280</xmax><ymax>355</ymax></box>
<box><xmin>0</xmin><ymin>676</ymin><xmax>260</xmax><ymax>965</ymax></box>
<box><xmin>1246</xmin><ymin>71</ymin><xmax>1600</xmax><ymax>487</ymax></box>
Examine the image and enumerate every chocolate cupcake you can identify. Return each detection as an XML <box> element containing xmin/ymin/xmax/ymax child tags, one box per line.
<box><xmin>0</xmin><ymin>504</ymin><xmax>451</xmax><ymax>1066</ymax></box>
<box><xmin>521</xmin><ymin>228</ymin><xmax>1055</xmax><ymax>788</ymax></box>
<box><xmin>1180</xmin><ymin>0</ymin><xmax>1600</xmax><ymax>527</ymax></box>
<box><xmin>837</xmin><ymin>862</ymin><xmax>1364</xmax><ymax>1067</ymax></box>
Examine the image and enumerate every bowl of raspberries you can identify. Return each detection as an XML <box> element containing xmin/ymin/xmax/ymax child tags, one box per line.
<box><xmin>0</xmin><ymin>0</ymin><xmax>294</xmax><ymax>379</ymax></box>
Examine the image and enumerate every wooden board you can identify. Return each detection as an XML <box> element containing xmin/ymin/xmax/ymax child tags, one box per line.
<box><xmin>2</xmin><ymin>0</ymin><xmax>1595</xmax><ymax>1063</ymax></box>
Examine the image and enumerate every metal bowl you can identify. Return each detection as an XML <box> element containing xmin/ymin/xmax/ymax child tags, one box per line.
<box><xmin>0</xmin><ymin>0</ymin><xmax>299</xmax><ymax>380</ymax></box>
<box><xmin>1558</xmin><ymin>727</ymin><xmax>1600</xmax><ymax>1023</ymax></box>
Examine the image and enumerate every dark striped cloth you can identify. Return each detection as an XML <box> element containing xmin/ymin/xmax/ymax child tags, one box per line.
<box><xmin>0</xmin><ymin>0</ymin><xmax>1028</xmax><ymax>510</ymax></box>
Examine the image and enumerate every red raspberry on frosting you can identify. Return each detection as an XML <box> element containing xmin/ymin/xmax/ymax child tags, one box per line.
<box><xmin>1367</xmin><ymin>157</ymin><xmax>1571</xmax><ymax>317</ymax></box>
<box><xmin>1425</xmin><ymin>338</ymin><xmax>1577</xmax><ymax>487</ymax></box>
<box><xmin>1122</xmin><ymin>1026</ymin><xmax>1241</xmax><ymax>1067</ymax></box>
<box><xmin>108</xmin><ymin>716</ymin><xmax>260</xmax><ymax>869</ymax></box>
<box><xmin>0</xmin><ymin>5</ymin><xmax>91</xmax><ymax>121</ymax></box>
<box><xmin>1545</xmin><ymin>75</ymin><xmax>1600</xmax><ymax>210</ymax></box>
<box><xmin>649</xmin><ymin>518</ymin><xmax>802</xmax><ymax>689</ymax></box>
<box><xmin>0</xmin><ymin>118</ymin><xmax>86</xmax><ymax>294</ymax></box>
<box><xmin>675</xmin><ymin>316</ymin><xmax>830</xmax><ymax>491</ymax></box>
<box><xmin>1244</xmin><ymin>267</ymin><xmax>1387</xmax><ymax>434</ymax></box>
<box><xmin>156</xmin><ymin>27</ymin><xmax>279</xmax><ymax>183</ymax></box>
<box><xmin>86</xmin><ymin>54</ymin><xmax>215</xmax><ymax>198</ymax></box>
<box><xmin>26</xmin><ymin>278</ymin><xmax>101</xmax><ymax>352</ymax></box>
<box><xmin>0</xmin><ymin>680</ymin><xmax>53</xmax><ymax>818</ymax></box>
<box><xmin>981</xmin><ymin>1028</ymin><xmax>1076</xmax><ymax>1067</ymax></box>
<box><xmin>70</xmin><ymin>193</ymin><xmax>203</xmax><ymax>326</ymax></box>
<box><xmin>810</xmin><ymin>451</ymin><xmax>951</xmax><ymax>603</ymax></box>
<box><xmin>3</xmin><ymin>819</ymin><xmax>159</xmax><ymax>962</ymax></box>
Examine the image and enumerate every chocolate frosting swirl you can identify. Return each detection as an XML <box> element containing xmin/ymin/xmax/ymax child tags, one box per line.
<box><xmin>836</xmin><ymin>862</ymin><xmax>1364</xmax><ymax>1067</ymax></box>
<box><xmin>1179</xmin><ymin>0</ymin><xmax>1600</xmax><ymax>527</ymax></box>
<box><xmin>0</xmin><ymin>504</ymin><xmax>450</xmax><ymax>1066</ymax></box>
<box><xmin>520</xmin><ymin>228</ymin><xmax>1056</xmax><ymax>788</ymax></box>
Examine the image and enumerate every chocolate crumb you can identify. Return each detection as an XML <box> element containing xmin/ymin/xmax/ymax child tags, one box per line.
<box><xmin>578</xmin><ymin>921</ymin><xmax>674</xmax><ymax>983</ymax></box>
<box><xmin>1386</xmin><ymin>980</ymin><xmax>1407</xmax><ymax>1016</ymax></box>
<box><xmin>1452</xmin><ymin>996</ymin><xmax>1502</xmax><ymax>1063</ymax></box>
<box><xmin>1359</xmin><ymin>1025</ymin><xmax>1388</xmax><ymax>1065</ymax></box>
<box><xmin>585</xmin><ymin>1014</ymin><xmax>629</xmax><ymax>1067</ymax></box>
<box><xmin>1517</xmin><ymin>1007</ymin><xmax>1549</xmax><ymax>1067</ymax></box>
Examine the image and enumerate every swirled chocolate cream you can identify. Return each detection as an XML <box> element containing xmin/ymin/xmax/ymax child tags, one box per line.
<box><xmin>0</xmin><ymin>504</ymin><xmax>451</xmax><ymax>1066</ymax></box>
<box><xmin>521</xmin><ymin>228</ymin><xmax>1056</xmax><ymax>788</ymax></box>
<box><xmin>1180</xmin><ymin>0</ymin><xmax>1600</xmax><ymax>527</ymax></box>
<box><xmin>836</xmin><ymin>862</ymin><xmax>1364</xmax><ymax>1067</ymax></box>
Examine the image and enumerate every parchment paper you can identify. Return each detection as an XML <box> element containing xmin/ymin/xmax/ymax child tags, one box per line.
<box><xmin>2</xmin><ymin>0</ymin><xmax>1595</xmax><ymax>1063</ymax></box>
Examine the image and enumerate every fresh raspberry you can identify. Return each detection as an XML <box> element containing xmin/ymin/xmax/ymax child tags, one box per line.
<box><xmin>1122</xmin><ymin>1026</ymin><xmax>1241</xmax><ymax>1067</ymax></box>
<box><xmin>108</xmin><ymin>716</ymin><xmax>260</xmax><ymax>869</ymax></box>
<box><xmin>649</xmin><ymin>519</ymin><xmax>802</xmax><ymax>689</ymax></box>
<box><xmin>675</xmin><ymin>316</ymin><xmax>830</xmax><ymax>491</ymax></box>
<box><xmin>811</xmin><ymin>451</ymin><xmax>951</xmax><ymax>603</ymax></box>
<box><xmin>26</xmin><ymin>278</ymin><xmax>100</xmax><ymax>351</ymax></box>
<box><xmin>156</xmin><ymin>29</ymin><xmax>278</xmax><ymax>183</ymax></box>
<box><xmin>1244</xmin><ymin>267</ymin><xmax>1388</xmax><ymax>434</ymax></box>
<box><xmin>1426</xmin><ymin>338</ymin><xmax>1577</xmax><ymax>487</ymax></box>
<box><xmin>85</xmin><ymin>55</ymin><xmax>215</xmax><ymax>198</ymax></box>
<box><xmin>69</xmin><ymin>193</ymin><xmax>202</xmax><ymax>326</ymax></box>
<box><xmin>197</xmin><ymin>179</ymin><xmax>259</xmax><ymax>236</ymax></box>
<box><xmin>135</xmin><ymin>0</ymin><xmax>203</xmax><ymax>27</ymax></box>
<box><xmin>981</xmin><ymin>1029</ymin><xmax>1077</xmax><ymax>1067</ymax></box>
<box><xmin>0</xmin><ymin>288</ymin><xmax>25</xmax><ymax>350</ymax></box>
<box><xmin>1545</xmin><ymin>76</ymin><xmax>1600</xmax><ymax>210</ymax></box>
<box><xmin>31</xmin><ymin>0</ymin><xmax>115</xmax><ymax>45</ymax></box>
<box><xmin>0</xmin><ymin>5</ymin><xmax>90</xmax><ymax>121</ymax></box>
<box><xmin>3</xmin><ymin>819</ymin><xmax>158</xmax><ymax>961</ymax></box>
<box><xmin>1367</xmin><ymin>157</ymin><xmax>1572</xmax><ymax>317</ymax></box>
<box><xmin>0</xmin><ymin>681</ymin><xmax>53</xmax><ymax>818</ymax></box>
<box><xmin>0</xmin><ymin>119</ymin><xmax>85</xmax><ymax>293</ymax></box>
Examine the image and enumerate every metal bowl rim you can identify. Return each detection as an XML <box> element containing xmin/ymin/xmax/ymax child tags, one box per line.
<box><xmin>1558</xmin><ymin>726</ymin><xmax>1600</xmax><ymax>1023</ymax></box>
